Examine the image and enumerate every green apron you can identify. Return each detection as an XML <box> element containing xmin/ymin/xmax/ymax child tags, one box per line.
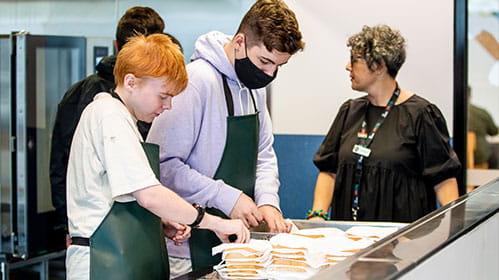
<box><xmin>89</xmin><ymin>142</ymin><xmax>170</xmax><ymax>280</ymax></box>
<box><xmin>189</xmin><ymin>75</ymin><xmax>260</xmax><ymax>270</ymax></box>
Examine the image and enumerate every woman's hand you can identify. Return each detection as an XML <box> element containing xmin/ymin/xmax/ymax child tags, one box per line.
<box><xmin>307</xmin><ymin>216</ymin><xmax>326</xmax><ymax>222</ymax></box>
<box><xmin>434</xmin><ymin>177</ymin><xmax>459</xmax><ymax>206</ymax></box>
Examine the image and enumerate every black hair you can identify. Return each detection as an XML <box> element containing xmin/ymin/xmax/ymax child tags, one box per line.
<box><xmin>115</xmin><ymin>6</ymin><xmax>164</xmax><ymax>51</ymax></box>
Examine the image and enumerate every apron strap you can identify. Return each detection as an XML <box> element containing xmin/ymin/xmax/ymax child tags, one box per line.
<box><xmin>222</xmin><ymin>75</ymin><xmax>235</xmax><ymax>116</ymax></box>
<box><xmin>71</xmin><ymin>236</ymin><xmax>90</xmax><ymax>246</ymax></box>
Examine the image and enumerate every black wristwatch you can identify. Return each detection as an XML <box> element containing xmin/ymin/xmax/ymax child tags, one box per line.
<box><xmin>188</xmin><ymin>203</ymin><xmax>206</xmax><ymax>228</ymax></box>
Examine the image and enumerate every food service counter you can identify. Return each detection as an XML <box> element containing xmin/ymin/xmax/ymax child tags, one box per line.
<box><xmin>174</xmin><ymin>178</ymin><xmax>499</xmax><ymax>279</ymax></box>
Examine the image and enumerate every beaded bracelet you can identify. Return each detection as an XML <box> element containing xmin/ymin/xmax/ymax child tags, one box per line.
<box><xmin>305</xmin><ymin>209</ymin><xmax>329</xmax><ymax>220</ymax></box>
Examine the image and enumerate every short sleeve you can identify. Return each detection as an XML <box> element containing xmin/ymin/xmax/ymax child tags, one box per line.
<box><xmin>417</xmin><ymin>104</ymin><xmax>461</xmax><ymax>186</ymax></box>
<box><xmin>313</xmin><ymin>101</ymin><xmax>351</xmax><ymax>173</ymax></box>
<box><xmin>98</xmin><ymin>113</ymin><xmax>160</xmax><ymax>199</ymax></box>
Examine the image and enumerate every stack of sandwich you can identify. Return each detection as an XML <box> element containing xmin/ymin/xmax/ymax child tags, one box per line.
<box><xmin>213</xmin><ymin>225</ymin><xmax>399</xmax><ymax>279</ymax></box>
<box><xmin>320</xmin><ymin>235</ymin><xmax>374</xmax><ymax>265</ymax></box>
<box><xmin>318</xmin><ymin>226</ymin><xmax>398</xmax><ymax>265</ymax></box>
<box><xmin>213</xmin><ymin>239</ymin><xmax>271</xmax><ymax>279</ymax></box>
<box><xmin>266</xmin><ymin>232</ymin><xmax>328</xmax><ymax>279</ymax></box>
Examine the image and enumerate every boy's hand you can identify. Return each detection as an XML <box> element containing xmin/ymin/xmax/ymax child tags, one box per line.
<box><xmin>162</xmin><ymin>219</ymin><xmax>191</xmax><ymax>246</ymax></box>
<box><xmin>258</xmin><ymin>205</ymin><xmax>291</xmax><ymax>233</ymax></box>
<box><xmin>230</xmin><ymin>193</ymin><xmax>263</xmax><ymax>228</ymax></box>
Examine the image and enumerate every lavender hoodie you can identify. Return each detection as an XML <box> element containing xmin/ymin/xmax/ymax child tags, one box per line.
<box><xmin>147</xmin><ymin>31</ymin><xmax>281</xmax><ymax>258</ymax></box>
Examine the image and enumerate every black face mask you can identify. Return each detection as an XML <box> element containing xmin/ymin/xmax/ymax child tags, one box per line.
<box><xmin>234</xmin><ymin>41</ymin><xmax>277</xmax><ymax>89</ymax></box>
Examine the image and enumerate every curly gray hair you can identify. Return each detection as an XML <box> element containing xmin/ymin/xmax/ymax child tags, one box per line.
<box><xmin>347</xmin><ymin>24</ymin><xmax>406</xmax><ymax>78</ymax></box>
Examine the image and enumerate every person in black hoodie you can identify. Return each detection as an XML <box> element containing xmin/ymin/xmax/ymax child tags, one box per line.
<box><xmin>50</xmin><ymin>6</ymin><xmax>167</xmax><ymax>245</ymax></box>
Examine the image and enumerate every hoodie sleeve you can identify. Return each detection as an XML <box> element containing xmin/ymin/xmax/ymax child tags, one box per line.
<box><xmin>253</xmin><ymin>89</ymin><xmax>281</xmax><ymax>211</ymax></box>
<box><xmin>147</xmin><ymin>67</ymin><xmax>242</xmax><ymax>216</ymax></box>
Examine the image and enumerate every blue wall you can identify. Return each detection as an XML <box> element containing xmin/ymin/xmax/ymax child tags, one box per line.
<box><xmin>273</xmin><ymin>134</ymin><xmax>457</xmax><ymax>215</ymax></box>
<box><xmin>273</xmin><ymin>134</ymin><xmax>325</xmax><ymax>219</ymax></box>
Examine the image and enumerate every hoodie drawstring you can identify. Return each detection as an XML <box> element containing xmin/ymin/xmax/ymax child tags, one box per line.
<box><xmin>236</xmin><ymin>79</ymin><xmax>253</xmax><ymax>115</ymax></box>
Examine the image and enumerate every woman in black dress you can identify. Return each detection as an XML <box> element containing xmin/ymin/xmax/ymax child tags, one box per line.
<box><xmin>309</xmin><ymin>24</ymin><xmax>461</xmax><ymax>223</ymax></box>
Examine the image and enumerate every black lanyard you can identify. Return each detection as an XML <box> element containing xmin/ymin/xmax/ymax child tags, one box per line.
<box><xmin>351</xmin><ymin>85</ymin><xmax>400</xmax><ymax>221</ymax></box>
<box><xmin>110</xmin><ymin>89</ymin><xmax>124</xmax><ymax>104</ymax></box>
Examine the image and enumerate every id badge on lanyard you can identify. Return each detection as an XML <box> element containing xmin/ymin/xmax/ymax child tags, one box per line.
<box><xmin>352</xmin><ymin>144</ymin><xmax>371</xmax><ymax>157</ymax></box>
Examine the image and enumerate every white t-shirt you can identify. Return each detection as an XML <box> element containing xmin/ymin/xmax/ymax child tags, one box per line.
<box><xmin>66</xmin><ymin>92</ymin><xmax>160</xmax><ymax>280</ymax></box>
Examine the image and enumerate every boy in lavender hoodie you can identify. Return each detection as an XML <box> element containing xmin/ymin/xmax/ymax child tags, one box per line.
<box><xmin>147</xmin><ymin>0</ymin><xmax>305</xmax><ymax>276</ymax></box>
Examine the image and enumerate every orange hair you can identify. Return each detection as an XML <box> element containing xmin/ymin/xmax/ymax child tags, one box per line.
<box><xmin>114</xmin><ymin>34</ymin><xmax>188</xmax><ymax>95</ymax></box>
